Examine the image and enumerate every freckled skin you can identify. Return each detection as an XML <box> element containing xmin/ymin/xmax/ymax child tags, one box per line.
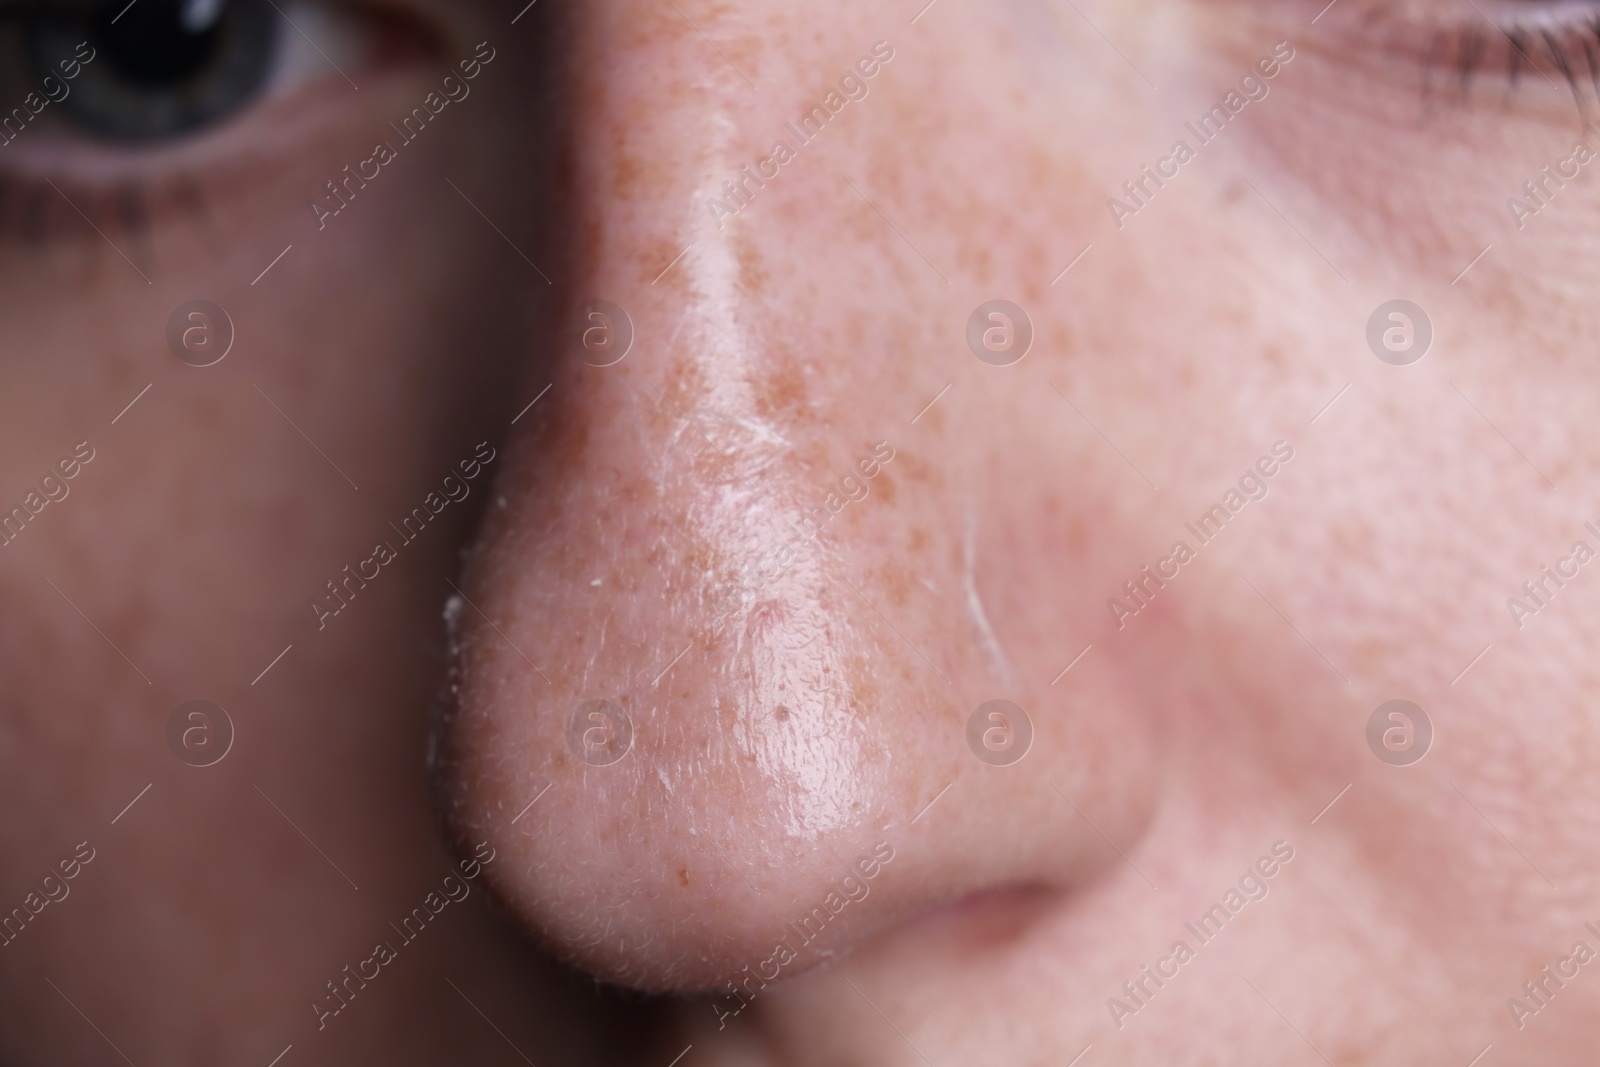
<box><xmin>439</xmin><ymin>0</ymin><xmax>1600</xmax><ymax>1062</ymax></box>
<box><xmin>4</xmin><ymin>0</ymin><xmax>1600</xmax><ymax>1065</ymax></box>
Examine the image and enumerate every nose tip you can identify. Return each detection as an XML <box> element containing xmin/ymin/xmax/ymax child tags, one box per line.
<box><xmin>432</xmin><ymin>404</ymin><xmax>977</xmax><ymax>992</ymax></box>
<box><xmin>433</xmin><ymin>338</ymin><xmax>1154</xmax><ymax>991</ymax></box>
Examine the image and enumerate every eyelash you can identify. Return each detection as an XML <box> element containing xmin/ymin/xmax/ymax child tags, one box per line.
<box><xmin>0</xmin><ymin>168</ymin><xmax>210</xmax><ymax>250</ymax></box>
<box><xmin>1412</xmin><ymin>9</ymin><xmax>1600</xmax><ymax>110</ymax></box>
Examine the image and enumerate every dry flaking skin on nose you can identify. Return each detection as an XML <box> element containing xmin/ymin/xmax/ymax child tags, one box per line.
<box><xmin>429</xmin><ymin>365</ymin><xmax>1153</xmax><ymax>993</ymax></box>
<box><xmin>426</xmin><ymin>0</ymin><xmax>1160</xmax><ymax>996</ymax></box>
<box><xmin>427</xmin><ymin>382</ymin><xmax>964</xmax><ymax>990</ymax></box>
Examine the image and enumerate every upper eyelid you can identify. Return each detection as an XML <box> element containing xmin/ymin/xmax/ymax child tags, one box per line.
<box><xmin>1336</xmin><ymin>0</ymin><xmax>1600</xmax><ymax>99</ymax></box>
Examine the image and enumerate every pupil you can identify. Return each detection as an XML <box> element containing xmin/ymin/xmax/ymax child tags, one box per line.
<box><xmin>22</xmin><ymin>0</ymin><xmax>277</xmax><ymax>141</ymax></box>
<box><xmin>90</xmin><ymin>0</ymin><xmax>223</xmax><ymax>88</ymax></box>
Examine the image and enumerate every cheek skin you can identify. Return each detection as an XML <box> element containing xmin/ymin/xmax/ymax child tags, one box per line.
<box><xmin>430</xmin><ymin>0</ymin><xmax>1161</xmax><ymax>994</ymax></box>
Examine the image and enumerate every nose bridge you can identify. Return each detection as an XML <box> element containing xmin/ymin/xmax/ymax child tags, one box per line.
<box><xmin>557</xmin><ymin>0</ymin><xmax>768</xmax><ymax>272</ymax></box>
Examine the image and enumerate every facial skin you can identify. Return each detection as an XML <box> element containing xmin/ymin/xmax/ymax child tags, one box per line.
<box><xmin>4</xmin><ymin>0</ymin><xmax>1600</xmax><ymax>1063</ymax></box>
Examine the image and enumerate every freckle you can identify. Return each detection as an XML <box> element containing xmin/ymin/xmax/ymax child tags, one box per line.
<box><xmin>908</xmin><ymin>527</ymin><xmax>928</xmax><ymax>553</ymax></box>
<box><xmin>874</xmin><ymin>473</ymin><xmax>895</xmax><ymax>505</ymax></box>
<box><xmin>737</xmin><ymin>232</ymin><xmax>768</xmax><ymax>293</ymax></box>
<box><xmin>613</xmin><ymin>154</ymin><xmax>644</xmax><ymax>199</ymax></box>
<box><xmin>678</xmin><ymin>865</ymin><xmax>689</xmax><ymax>887</ymax></box>
<box><xmin>755</xmin><ymin>349</ymin><xmax>807</xmax><ymax>420</ymax></box>
<box><xmin>880</xmin><ymin>562</ymin><xmax>913</xmax><ymax>607</ymax></box>
<box><xmin>1067</xmin><ymin>517</ymin><xmax>1087</xmax><ymax>552</ymax></box>
<box><xmin>774</xmin><ymin>705</ymin><xmax>790</xmax><ymax>721</ymax></box>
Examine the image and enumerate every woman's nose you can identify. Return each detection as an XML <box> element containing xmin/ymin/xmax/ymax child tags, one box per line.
<box><xmin>431</xmin><ymin>0</ymin><xmax>1158</xmax><ymax>993</ymax></box>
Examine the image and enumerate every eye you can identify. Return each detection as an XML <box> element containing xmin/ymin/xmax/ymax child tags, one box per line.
<box><xmin>22</xmin><ymin>0</ymin><xmax>279</xmax><ymax>141</ymax></box>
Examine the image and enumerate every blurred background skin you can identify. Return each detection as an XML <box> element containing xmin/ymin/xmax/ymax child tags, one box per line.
<box><xmin>4</xmin><ymin>0</ymin><xmax>1600</xmax><ymax>1063</ymax></box>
